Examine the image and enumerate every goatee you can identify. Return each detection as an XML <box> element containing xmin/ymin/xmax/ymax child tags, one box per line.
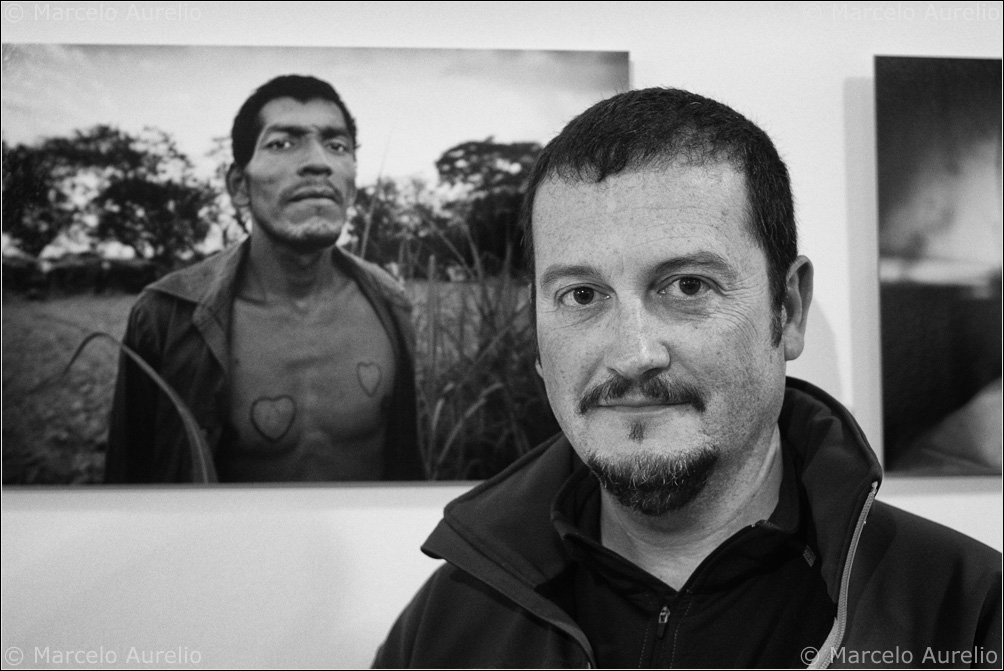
<box><xmin>587</xmin><ymin>447</ymin><xmax>719</xmax><ymax>516</ymax></box>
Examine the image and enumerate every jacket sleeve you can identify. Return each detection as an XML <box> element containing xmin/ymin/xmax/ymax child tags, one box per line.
<box><xmin>104</xmin><ymin>294</ymin><xmax>164</xmax><ymax>483</ymax></box>
<box><xmin>387</xmin><ymin>289</ymin><xmax>425</xmax><ymax>481</ymax></box>
<box><xmin>974</xmin><ymin>570</ymin><xmax>1002</xmax><ymax>667</ymax></box>
<box><xmin>373</xmin><ymin>561</ymin><xmax>592</xmax><ymax>668</ymax></box>
<box><xmin>372</xmin><ymin>572</ymin><xmax>435</xmax><ymax>668</ymax></box>
<box><xmin>352</xmin><ymin>256</ymin><xmax>426</xmax><ymax>481</ymax></box>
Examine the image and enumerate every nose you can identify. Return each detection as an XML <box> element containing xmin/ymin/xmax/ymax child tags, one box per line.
<box><xmin>298</xmin><ymin>137</ymin><xmax>333</xmax><ymax>175</ymax></box>
<box><xmin>605</xmin><ymin>298</ymin><xmax>672</xmax><ymax>381</ymax></box>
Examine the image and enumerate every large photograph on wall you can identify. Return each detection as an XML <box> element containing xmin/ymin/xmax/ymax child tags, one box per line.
<box><xmin>876</xmin><ymin>55</ymin><xmax>1002</xmax><ymax>475</ymax></box>
<box><xmin>2</xmin><ymin>44</ymin><xmax>629</xmax><ymax>485</ymax></box>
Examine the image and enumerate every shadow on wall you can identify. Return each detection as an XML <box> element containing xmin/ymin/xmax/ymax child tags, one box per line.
<box><xmin>788</xmin><ymin>298</ymin><xmax>843</xmax><ymax>406</ymax></box>
<box><xmin>842</xmin><ymin>77</ymin><xmax>883</xmax><ymax>455</ymax></box>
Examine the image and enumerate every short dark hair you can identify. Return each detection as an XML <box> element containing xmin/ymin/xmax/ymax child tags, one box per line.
<box><xmin>231</xmin><ymin>75</ymin><xmax>358</xmax><ymax>168</ymax></box>
<box><xmin>521</xmin><ymin>87</ymin><xmax>797</xmax><ymax>326</ymax></box>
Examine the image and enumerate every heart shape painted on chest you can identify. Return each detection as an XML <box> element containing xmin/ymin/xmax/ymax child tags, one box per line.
<box><xmin>250</xmin><ymin>396</ymin><xmax>296</xmax><ymax>442</ymax></box>
<box><xmin>357</xmin><ymin>362</ymin><xmax>382</xmax><ymax>397</ymax></box>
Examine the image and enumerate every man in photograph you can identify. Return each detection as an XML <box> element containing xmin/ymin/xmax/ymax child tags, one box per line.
<box><xmin>106</xmin><ymin>75</ymin><xmax>423</xmax><ymax>483</ymax></box>
<box><xmin>374</xmin><ymin>88</ymin><xmax>1001</xmax><ymax>666</ymax></box>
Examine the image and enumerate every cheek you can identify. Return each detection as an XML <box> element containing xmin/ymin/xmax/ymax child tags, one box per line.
<box><xmin>536</xmin><ymin>324</ymin><xmax>592</xmax><ymax>408</ymax></box>
<box><xmin>666</xmin><ymin>311</ymin><xmax>781</xmax><ymax>398</ymax></box>
<box><xmin>536</xmin><ymin>315</ymin><xmax>604</xmax><ymax>364</ymax></box>
<box><xmin>244</xmin><ymin>161</ymin><xmax>284</xmax><ymax>193</ymax></box>
<box><xmin>536</xmin><ymin>333</ymin><xmax>574</xmax><ymax>392</ymax></box>
<box><xmin>253</xmin><ymin>171</ymin><xmax>282</xmax><ymax>192</ymax></box>
<box><xmin>707</xmin><ymin>303</ymin><xmax>776</xmax><ymax>360</ymax></box>
<box><xmin>701</xmin><ymin>323</ymin><xmax>786</xmax><ymax>412</ymax></box>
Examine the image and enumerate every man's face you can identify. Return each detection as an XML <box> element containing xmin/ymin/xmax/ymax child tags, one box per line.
<box><xmin>533</xmin><ymin>162</ymin><xmax>796</xmax><ymax>513</ymax></box>
<box><xmin>230</xmin><ymin>97</ymin><xmax>356</xmax><ymax>251</ymax></box>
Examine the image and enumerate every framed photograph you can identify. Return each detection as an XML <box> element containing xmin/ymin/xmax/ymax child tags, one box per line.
<box><xmin>2</xmin><ymin>44</ymin><xmax>629</xmax><ymax>484</ymax></box>
<box><xmin>875</xmin><ymin>55</ymin><xmax>1002</xmax><ymax>475</ymax></box>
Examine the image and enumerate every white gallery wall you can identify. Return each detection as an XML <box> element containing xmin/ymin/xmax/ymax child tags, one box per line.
<box><xmin>3</xmin><ymin>2</ymin><xmax>1001</xmax><ymax>668</ymax></box>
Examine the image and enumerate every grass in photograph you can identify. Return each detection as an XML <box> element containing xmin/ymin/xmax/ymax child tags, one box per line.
<box><xmin>413</xmin><ymin>275</ymin><xmax>557</xmax><ymax>480</ymax></box>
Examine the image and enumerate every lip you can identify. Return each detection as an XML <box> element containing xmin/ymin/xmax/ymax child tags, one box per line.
<box><xmin>287</xmin><ymin>186</ymin><xmax>343</xmax><ymax>204</ymax></box>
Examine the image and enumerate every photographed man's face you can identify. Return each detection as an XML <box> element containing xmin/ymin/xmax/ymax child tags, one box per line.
<box><xmin>533</xmin><ymin>161</ymin><xmax>794</xmax><ymax>513</ymax></box>
<box><xmin>230</xmin><ymin>97</ymin><xmax>357</xmax><ymax>251</ymax></box>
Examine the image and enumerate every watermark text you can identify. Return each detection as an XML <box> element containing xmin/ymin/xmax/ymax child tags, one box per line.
<box><xmin>5</xmin><ymin>645</ymin><xmax>202</xmax><ymax>667</ymax></box>
<box><xmin>4</xmin><ymin>2</ymin><xmax>203</xmax><ymax>23</ymax></box>
<box><xmin>804</xmin><ymin>2</ymin><xmax>1001</xmax><ymax>23</ymax></box>
<box><xmin>801</xmin><ymin>645</ymin><xmax>998</xmax><ymax>666</ymax></box>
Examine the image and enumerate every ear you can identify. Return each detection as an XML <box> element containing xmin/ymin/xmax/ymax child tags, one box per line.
<box><xmin>226</xmin><ymin>164</ymin><xmax>250</xmax><ymax>208</ymax></box>
<box><xmin>780</xmin><ymin>255</ymin><xmax>813</xmax><ymax>361</ymax></box>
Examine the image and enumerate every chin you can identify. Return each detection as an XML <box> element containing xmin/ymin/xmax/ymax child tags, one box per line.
<box><xmin>586</xmin><ymin>446</ymin><xmax>720</xmax><ymax>516</ymax></box>
<box><xmin>259</xmin><ymin>219</ymin><xmax>344</xmax><ymax>252</ymax></box>
<box><xmin>289</xmin><ymin>231</ymin><xmax>343</xmax><ymax>253</ymax></box>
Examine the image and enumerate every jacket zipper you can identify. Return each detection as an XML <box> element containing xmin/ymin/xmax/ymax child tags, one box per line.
<box><xmin>641</xmin><ymin>604</ymin><xmax>672</xmax><ymax>668</ymax></box>
<box><xmin>809</xmin><ymin>481</ymin><xmax>878</xmax><ymax>670</ymax></box>
<box><xmin>656</xmin><ymin>605</ymin><xmax>670</xmax><ymax>638</ymax></box>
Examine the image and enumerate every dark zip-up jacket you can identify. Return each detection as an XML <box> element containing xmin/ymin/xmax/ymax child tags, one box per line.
<box><xmin>375</xmin><ymin>379</ymin><xmax>1001</xmax><ymax>668</ymax></box>
<box><xmin>105</xmin><ymin>239</ymin><xmax>424</xmax><ymax>483</ymax></box>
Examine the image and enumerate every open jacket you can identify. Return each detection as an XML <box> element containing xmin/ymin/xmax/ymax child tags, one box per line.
<box><xmin>375</xmin><ymin>378</ymin><xmax>1001</xmax><ymax>668</ymax></box>
<box><xmin>105</xmin><ymin>239</ymin><xmax>424</xmax><ymax>483</ymax></box>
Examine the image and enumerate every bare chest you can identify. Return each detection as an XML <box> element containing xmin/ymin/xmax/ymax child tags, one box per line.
<box><xmin>221</xmin><ymin>282</ymin><xmax>397</xmax><ymax>481</ymax></box>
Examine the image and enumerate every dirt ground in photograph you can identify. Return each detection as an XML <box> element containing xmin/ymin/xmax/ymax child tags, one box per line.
<box><xmin>2</xmin><ymin>293</ymin><xmax>135</xmax><ymax>484</ymax></box>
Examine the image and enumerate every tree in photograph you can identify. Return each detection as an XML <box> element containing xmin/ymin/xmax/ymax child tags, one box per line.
<box><xmin>350</xmin><ymin>177</ymin><xmax>405</xmax><ymax>262</ymax></box>
<box><xmin>2</xmin><ymin>141</ymin><xmax>75</xmax><ymax>257</ymax></box>
<box><xmin>95</xmin><ymin>176</ymin><xmax>214</xmax><ymax>266</ymax></box>
<box><xmin>90</xmin><ymin>127</ymin><xmax>216</xmax><ymax>266</ymax></box>
<box><xmin>435</xmin><ymin>139</ymin><xmax>541</xmax><ymax>274</ymax></box>
<box><xmin>205</xmin><ymin>136</ymin><xmax>248</xmax><ymax>250</ymax></box>
<box><xmin>435</xmin><ymin>138</ymin><xmax>541</xmax><ymax>192</ymax></box>
<box><xmin>2</xmin><ymin>126</ymin><xmax>219</xmax><ymax>267</ymax></box>
<box><xmin>351</xmin><ymin>176</ymin><xmax>469</xmax><ymax>279</ymax></box>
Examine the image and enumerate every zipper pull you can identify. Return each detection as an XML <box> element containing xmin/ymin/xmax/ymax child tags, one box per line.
<box><xmin>656</xmin><ymin>605</ymin><xmax>670</xmax><ymax>639</ymax></box>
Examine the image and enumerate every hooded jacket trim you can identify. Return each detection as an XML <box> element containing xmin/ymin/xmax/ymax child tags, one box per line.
<box><xmin>810</xmin><ymin>481</ymin><xmax>877</xmax><ymax>669</ymax></box>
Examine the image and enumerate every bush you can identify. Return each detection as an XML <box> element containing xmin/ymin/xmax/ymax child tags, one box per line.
<box><xmin>412</xmin><ymin>229</ymin><xmax>559</xmax><ymax>480</ymax></box>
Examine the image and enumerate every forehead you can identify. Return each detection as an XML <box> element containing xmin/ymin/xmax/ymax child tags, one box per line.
<box><xmin>255</xmin><ymin>97</ymin><xmax>348</xmax><ymax>138</ymax></box>
<box><xmin>532</xmin><ymin>162</ymin><xmax>758</xmax><ymax>274</ymax></box>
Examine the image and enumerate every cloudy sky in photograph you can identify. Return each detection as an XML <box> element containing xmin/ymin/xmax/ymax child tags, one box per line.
<box><xmin>2</xmin><ymin>44</ymin><xmax>629</xmax><ymax>184</ymax></box>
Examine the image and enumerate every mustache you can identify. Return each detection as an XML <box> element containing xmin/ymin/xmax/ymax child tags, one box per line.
<box><xmin>578</xmin><ymin>375</ymin><xmax>707</xmax><ymax>415</ymax></box>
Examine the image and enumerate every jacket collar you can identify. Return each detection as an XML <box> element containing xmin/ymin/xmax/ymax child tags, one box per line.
<box><xmin>423</xmin><ymin>378</ymin><xmax>882</xmax><ymax>642</ymax></box>
<box><xmin>146</xmin><ymin>239</ymin><xmax>248</xmax><ymax>374</ymax></box>
<box><xmin>779</xmin><ymin>378</ymin><xmax>882</xmax><ymax>599</ymax></box>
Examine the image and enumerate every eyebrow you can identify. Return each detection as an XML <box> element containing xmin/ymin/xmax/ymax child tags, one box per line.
<box><xmin>538</xmin><ymin>252</ymin><xmax>739</xmax><ymax>291</ymax></box>
<box><xmin>649</xmin><ymin>252</ymin><xmax>738</xmax><ymax>282</ymax></box>
<box><xmin>258</xmin><ymin>124</ymin><xmax>352</xmax><ymax>141</ymax></box>
<box><xmin>538</xmin><ymin>264</ymin><xmax>604</xmax><ymax>291</ymax></box>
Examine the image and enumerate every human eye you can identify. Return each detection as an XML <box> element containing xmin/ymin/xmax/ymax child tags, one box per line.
<box><xmin>659</xmin><ymin>276</ymin><xmax>712</xmax><ymax>298</ymax></box>
<box><xmin>557</xmin><ymin>285</ymin><xmax>609</xmax><ymax>308</ymax></box>
<box><xmin>263</xmin><ymin>135</ymin><xmax>295</xmax><ymax>151</ymax></box>
<box><xmin>326</xmin><ymin>137</ymin><xmax>353</xmax><ymax>154</ymax></box>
